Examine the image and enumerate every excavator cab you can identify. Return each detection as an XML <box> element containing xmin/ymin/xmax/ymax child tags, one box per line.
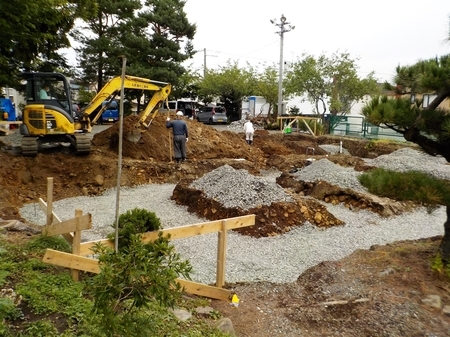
<box><xmin>23</xmin><ymin>72</ymin><xmax>73</xmax><ymax>117</ymax></box>
<box><xmin>20</xmin><ymin>72</ymin><xmax>90</xmax><ymax>156</ymax></box>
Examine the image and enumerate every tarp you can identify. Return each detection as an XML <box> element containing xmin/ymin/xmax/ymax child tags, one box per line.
<box><xmin>0</xmin><ymin>98</ymin><xmax>16</xmax><ymax>121</ymax></box>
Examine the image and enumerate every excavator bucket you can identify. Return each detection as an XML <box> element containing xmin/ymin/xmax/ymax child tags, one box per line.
<box><xmin>126</xmin><ymin>116</ymin><xmax>156</xmax><ymax>143</ymax></box>
<box><xmin>126</xmin><ymin>129</ymin><xmax>142</xmax><ymax>143</ymax></box>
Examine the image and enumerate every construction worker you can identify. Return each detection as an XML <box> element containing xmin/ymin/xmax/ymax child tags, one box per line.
<box><xmin>244</xmin><ymin>118</ymin><xmax>255</xmax><ymax>145</ymax></box>
<box><xmin>166</xmin><ymin>111</ymin><xmax>189</xmax><ymax>163</ymax></box>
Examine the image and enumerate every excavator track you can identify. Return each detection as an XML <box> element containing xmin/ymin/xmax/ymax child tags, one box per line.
<box><xmin>74</xmin><ymin>134</ymin><xmax>91</xmax><ymax>155</ymax></box>
<box><xmin>21</xmin><ymin>137</ymin><xmax>38</xmax><ymax>156</ymax></box>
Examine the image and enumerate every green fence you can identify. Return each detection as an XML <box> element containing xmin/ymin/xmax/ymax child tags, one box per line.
<box><xmin>329</xmin><ymin>115</ymin><xmax>405</xmax><ymax>141</ymax></box>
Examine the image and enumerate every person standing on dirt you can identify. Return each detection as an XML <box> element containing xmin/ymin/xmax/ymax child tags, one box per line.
<box><xmin>243</xmin><ymin>118</ymin><xmax>255</xmax><ymax>145</ymax></box>
<box><xmin>166</xmin><ymin>111</ymin><xmax>189</xmax><ymax>163</ymax></box>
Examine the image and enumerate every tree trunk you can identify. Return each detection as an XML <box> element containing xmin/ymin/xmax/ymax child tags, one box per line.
<box><xmin>440</xmin><ymin>206</ymin><xmax>450</xmax><ymax>263</ymax></box>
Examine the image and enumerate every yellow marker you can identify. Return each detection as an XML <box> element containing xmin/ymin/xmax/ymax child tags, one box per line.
<box><xmin>231</xmin><ymin>294</ymin><xmax>240</xmax><ymax>307</ymax></box>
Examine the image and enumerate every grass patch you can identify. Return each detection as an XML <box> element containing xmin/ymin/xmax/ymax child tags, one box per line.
<box><xmin>0</xmin><ymin>233</ymin><xmax>230</xmax><ymax>337</ymax></box>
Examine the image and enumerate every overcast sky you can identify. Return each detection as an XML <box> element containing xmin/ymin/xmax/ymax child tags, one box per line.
<box><xmin>183</xmin><ymin>0</ymin><xmax>450</xmax><ymax>83</ymax></box>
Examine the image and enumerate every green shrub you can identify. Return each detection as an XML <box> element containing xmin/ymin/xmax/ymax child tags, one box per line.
<box><xmin>359</xmin><ymin>168</ymin><xmax>450</xmax><ymax>206</ymax></box>
<box><xmin>89</xmin><ymin>233</ymin><xmax>192</xmax><ymax>337</ymax></box>
<box><xmin>23</xmin><ymin>319</ymin><xmax>59</xmax><ymax>337</ymax></box>
<box><xmin>0</xmin><ymin>297</ymin><xmax>22</xmax><ymax>321</ymax></box>
<box><xmin>431</xmin><ymin>253</ymin><xmax>450</xmax><ymax>279</ymax></box>
<box><xmin>25</xmin><ymin>235</ymin><xmax>71</xmax><ymax>254</ymax></box>
<box><xmin>108</xmin><ymin>208</ymin><xmax>162</xmax><ymax>250</ymax></box>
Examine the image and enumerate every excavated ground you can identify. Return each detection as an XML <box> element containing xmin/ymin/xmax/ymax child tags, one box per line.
<box><xmin>1</xmin><ymin>114</ymin><xmax>411</xmax><ymax>234</ymax></box>
<box><xmin>2</xmin><ymin>114</ymin><xmax>448</xmax><ymax>337</ymax></box>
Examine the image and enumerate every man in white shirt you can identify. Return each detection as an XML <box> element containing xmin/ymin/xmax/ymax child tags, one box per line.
<box><xmin>243</xmin><ymin>118</ymin><xmax>255</xmax><ymax>145</ymax></box>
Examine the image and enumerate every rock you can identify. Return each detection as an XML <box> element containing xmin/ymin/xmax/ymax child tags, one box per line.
<box><xmin>421</xmin><ymin>294</ymin><xmax>442</xmax><ymax>309</ymax></box>
<box><xmin>82</xmin><ymin>187</ymin><xmax>89</xmax><ymax>196</ymax></box>
<box><xmin>94</xmin><ymin>175</ymin><xmax>104</xmax><ymax>186</ymax></box>
<box><xmin>314</xmin><ymin>212</ymin><xmax>322</xmax><ymax>224</ymax></box>
<box><xmin>2</xmin><ymin>220</ymin><xmax>41</xmax><ymax>234</ymax></box>
<box><xmin>215</xmin><ymin>317</ymin><xmax>236</xmax><ymax>336</ymax></box>
<box><xmin>170</xmin><ymin>308</ymin><xmax>192</xmax><ymax>322</ymax></box>
<box><xmin>442</xmin><ymin>305</ymin><xmax>450</xmax><ymax>316</ymax></box>
<box><xmin>378</xmin><ymin>267</ymin><xmax>396</xmax><ymax>277</ymax></box>
<box><xmin>195</xmin><ymin>306</ymin><xmax>215</xmax><ymax>317</ymax></box>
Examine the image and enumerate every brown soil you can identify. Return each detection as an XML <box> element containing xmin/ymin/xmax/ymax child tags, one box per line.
<box><xmin>1</xmin><ymin>115</ymin><xmax>449</xmax><ymax>336</ymax></box>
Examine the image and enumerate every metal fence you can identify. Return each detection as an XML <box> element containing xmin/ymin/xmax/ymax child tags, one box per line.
<box><xmin>329</xmin><ymin>115</ymin><xmax>405</xmax><ymax>141</ymax></box>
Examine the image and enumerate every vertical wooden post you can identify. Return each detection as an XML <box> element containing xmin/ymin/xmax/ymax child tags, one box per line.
<box><xmin>71</xmin><ymin>209</ymin><xmax>82</xmax><ymax>281</ymax></box>
<box><xmin>168</xmin><ymin>128</ymin><xmax>173</xmax><ymax>162</ymax></box>
<box><xmin>46</xmin><ymin>177</ymin><xmax>54</xmax><ymax>229</ymax></box>
<box><xmin>216</xmin><ymin>220</ymin><xmax>227</xmax><ymax>288</ymax></box>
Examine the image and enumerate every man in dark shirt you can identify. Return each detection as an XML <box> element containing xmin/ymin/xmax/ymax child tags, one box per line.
<box><xmin>166</xmin><ymin>111</ymin><xmax>189</xmax><ymax>163</ymax></box>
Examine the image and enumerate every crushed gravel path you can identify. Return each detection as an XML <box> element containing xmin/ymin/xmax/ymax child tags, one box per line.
<box><xmin>19</xmin><ymin>147</ymin><xmax>448</xmax><ymax>285</ymax></box>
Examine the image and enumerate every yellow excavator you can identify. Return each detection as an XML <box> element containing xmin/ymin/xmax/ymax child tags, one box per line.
<box><xmin>19</xmin><ymin>72</ymin><xmax>171</xmax><ymax>156</ymax></box>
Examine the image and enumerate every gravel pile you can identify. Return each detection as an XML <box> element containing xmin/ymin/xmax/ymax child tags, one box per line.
<box><xmin>364</xmin><ymin>147</ymin><xmax>450</xmax><ymax>180</ymax></box>
<box><xmin>0</xmin><ymin>129</ymin><xmax>22</xmax><ymax>147</ymax></box>
<box><xmin>292</xmin><ymin>158</ymin><xmax>368</xmax><ymax>192</ymax></box>
<box><xmin>18</xmin><ymin>147</ymin><xmax>448</xmax><ymax>285</ymax></box>
<box><xmin>190</xmin><ymin>165</ymin><xmax>293</xmax><ymax>210</ymax></box>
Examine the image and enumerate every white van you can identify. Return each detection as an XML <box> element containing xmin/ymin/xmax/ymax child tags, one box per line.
<box><xmin>160</xmin><ymin>100</ymin><xmax>198</xmax><ymax>118</ymax></box>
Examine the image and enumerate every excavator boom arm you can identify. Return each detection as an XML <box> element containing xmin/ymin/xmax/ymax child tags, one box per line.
<box><xmin>137</xmin><ymin>83</ymin><xmax>171</xmax><ymax>128</ymax></box>
<box><xmin>82</xmin><ymin>75</ymin><xmax>171</xmax><ymax>122</ymax></box>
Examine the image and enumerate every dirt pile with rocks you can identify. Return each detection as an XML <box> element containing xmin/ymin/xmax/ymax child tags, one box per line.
<box><xmin>92</xmin><ymin>115</ymin><xmax>267</xmax><ymax>165</ymax></box>
<box><xmin>172</xmin><ymin>165</ymin><xmax>344</xmax><ymax>237</ymax></box>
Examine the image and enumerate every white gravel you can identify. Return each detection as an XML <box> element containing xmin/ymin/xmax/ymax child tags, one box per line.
<box><xmin>19</xmin><ymin>147</ymin><xmax>448</xmax><ymax>285</ymax></box>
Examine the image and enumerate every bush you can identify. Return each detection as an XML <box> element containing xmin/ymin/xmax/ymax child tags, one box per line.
<box><xmin>359</xmin><ymin>168</ymin><xmax>450</xmax><ymax>206</ymax></box>
<box><xmin>90</xmin><ymin>234</ymin><xmax>192</xmax><ymax>337</ymax></box>
<box><xmin>108</xmin><ymin>208</ymin><xmax>162</xmax><ymax>250</ymax></box>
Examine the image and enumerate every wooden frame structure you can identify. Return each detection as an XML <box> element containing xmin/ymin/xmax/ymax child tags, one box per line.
<box><xmin>39</xmin><ymin>178</ymin><xmax>255</xmax><ymax>300</ymax></box>
<box><xmin>277</xmin><ymin>116</ymin><xmax>321</xmax><ymax>136</ymax></box>
<box><xmin>0</xmin><ymin>121</ymin><xmax>22</xmax><ymax>135</ymax></box>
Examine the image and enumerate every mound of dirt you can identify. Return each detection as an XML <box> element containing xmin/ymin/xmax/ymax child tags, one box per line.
<box><xmin>92</xmin><ymin>115</ymin><xmax>267</xmax><ymax>165</ymax></box>
<box><xmin>172</xmin><ymin>180</ymin><xmax>344</xmax><ymax>238</ymax></box>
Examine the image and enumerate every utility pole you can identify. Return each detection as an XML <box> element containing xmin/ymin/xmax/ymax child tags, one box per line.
<box><xmin>271</xmin><ymin>15</ymin><xmax>294</xmax><ymax>115</ymax></box>
<box><xmin>203</xmin><ymin>48</ymin><xmax>207</xmax><ymax>78</ymax></box>
<box><xmin>194</xmin><ymin>48</ymin><xmax>217</xmax><ymax>77</ymax></box>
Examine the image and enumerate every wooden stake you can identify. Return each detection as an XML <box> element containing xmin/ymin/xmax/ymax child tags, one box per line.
<box><xmin>46</xmin><ymin>178</ymin><xmax>53</xmax><ymax>228</ymax></box>
<box><xmin>169</xmin><ymin>126</ymin><xmax>173</xmax><ymax>162</ymax></box>
<box><xmin>216</xmin><ymin>220</ymin><xmax>227</xmax><ymax>288</ymax></box>
<box><xmin>71</xmin><ymin>209</ymin><xmax>83</xmax><ymax>281</ymax></box>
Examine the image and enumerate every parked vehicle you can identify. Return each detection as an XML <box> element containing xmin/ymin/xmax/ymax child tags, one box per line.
<box><xmin>158</xmin><ymin>99</ymin><xmax>198</xmax><ymax>118</ymax></box>
<box><xmin>99</xmin><ymin>100</ymin><xmax>119</xmax><ymax>124</ymax></box>
<box><xmin>196</xmin><ymin>106</ymin><xmax>227</xmax><ymax>124</ymax></box>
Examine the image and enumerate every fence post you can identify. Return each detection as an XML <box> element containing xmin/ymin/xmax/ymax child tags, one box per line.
<box><xmin>46</xmin><ymin>177</ymin><xmax>54</xmax><ymax>229</ymax></box>
<box><xmin>71</xmin><ymin>209</ymin><xmax>83</xmax><ymax>281</ymax></box>
<box><xmin>216</xmin><ymin>220</ymin><xmax>227</xmax><ymax>288</ymax></box>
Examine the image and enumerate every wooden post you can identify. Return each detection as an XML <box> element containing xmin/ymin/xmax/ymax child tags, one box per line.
<box><xmin>216</xmin><ymin>220</ymin><xmax>227</xmax><ymax>288</ymax></box>
<box><xmin>46</xmin><ymin>177</ymin><xmax>54</xmax><ymax>229</ymax></box>
<box><xmin>168</xmin><ymin>128</ymin><xmax>173</xmax><ymax>162</ymax></box>
<box><xmin>71</xmin><ymin>209</ymin><xmax>83</xmax><ymax>281</ymax></box>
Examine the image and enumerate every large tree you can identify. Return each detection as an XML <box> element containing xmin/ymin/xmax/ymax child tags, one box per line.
<box><xmin>362</xmin><ymin>54</ymin><xmax>450</xmax><ymax>262</ymax></box>
<box><xmin>124</xmin><ymin>0</ymin><xmax>196</xmax><ymax>84</ymax></box>
<box><xmin>72</xmin><ymin>0</ymin><xmax>141</xmax><ymax>90</ymax></box>
<box><xmin>73</xmin><ymin>0</ymin><xmax>196</xmax><ymax>91</ymax></box>
<box><xmin>199</xmin><ymin>61</ymin><xmax>256</xmax><ymax>121</ymax></box>
<box><xmin>284</xmin><ymin>52</ymin><xmax>379</xmax><ymax>117</ymax></box>
<box><xmin>0</xmin><ymin>0</ymin><xmax>95</xmax><ymax>87</ymax></box>
<box><xmin>254</xmin><ymin>64</ymin><xmax>278</xmax><ymax>117</ymax></box>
